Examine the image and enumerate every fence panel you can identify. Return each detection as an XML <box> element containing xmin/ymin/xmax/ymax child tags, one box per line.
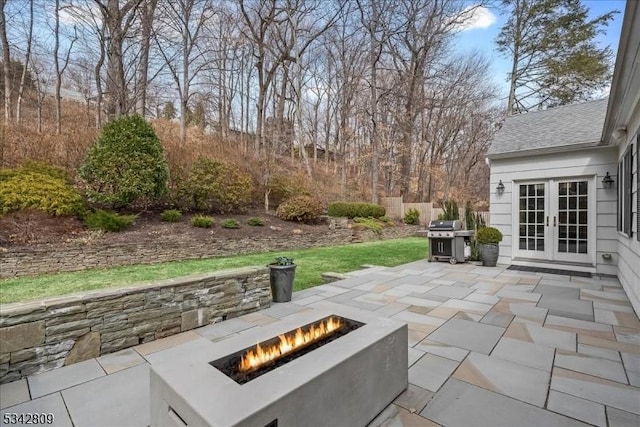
<box><xmin>380</xmin><ymin>198</ymin><xmax>488</xmax><ymax>227</ymax></box>
<box><xmin>380</xmin><ymin>197</ymin><xmax>403</xmax><ymax>218</ymax></box>
<box><xmin>403</xmin><ymin>202</ymin><xmax>432</xmax><ymax>225</ymax></box>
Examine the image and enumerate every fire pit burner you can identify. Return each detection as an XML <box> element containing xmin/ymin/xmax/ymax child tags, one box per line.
<box><xmin>210</xmin><ymin>315</ymin><xmax>363</xmax><ymax>384</ymax></box>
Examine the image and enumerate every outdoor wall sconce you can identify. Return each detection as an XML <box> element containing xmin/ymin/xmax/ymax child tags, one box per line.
<box><xmin>496</xmin><ymin>180</ymin><xmax>505</xmax><ymax>194</ymax></box>
<box><xmin>602</xmin><ymin>172</ymin><xmax>614</xmax><ymax>189</ymax></box>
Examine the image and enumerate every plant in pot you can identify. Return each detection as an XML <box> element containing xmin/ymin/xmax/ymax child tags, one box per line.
<box><xmin>476</xmin><ymin>227</ymin><xmax>503</xmax><ymax>267</ymax></box>
<box><xmin>268</xmin><ymin>256</ymin><xmax>296</xmax><ymax>302</ymax></box>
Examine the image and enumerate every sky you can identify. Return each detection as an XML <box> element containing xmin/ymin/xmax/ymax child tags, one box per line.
<box><xmin>454</xmin><ymin>0</ymin><xmax>627</xmax><ymax>103</ymax></box>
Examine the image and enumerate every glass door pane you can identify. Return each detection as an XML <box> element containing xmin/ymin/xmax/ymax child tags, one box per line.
<box><xmin>518</xmin><ymin>184</ymin><xmax>545</xmax><ymax>252</ymax></box>
<box><xmin>557</xmin><ymin>180</ymin><xmax>588</xmax><ymax>254</ymax></box>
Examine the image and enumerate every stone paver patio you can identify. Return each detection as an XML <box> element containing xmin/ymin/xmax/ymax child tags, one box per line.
<box><xmin>1</xmin><ymin>260</ymin><xmax>639</xmax><ymax>426</ymax></box>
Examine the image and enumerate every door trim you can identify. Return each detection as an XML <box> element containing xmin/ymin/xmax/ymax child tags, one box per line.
<box><xmin>511</xmin><ymin>176</ymin><xmax>597</xmax><ymax>267</ymax></box>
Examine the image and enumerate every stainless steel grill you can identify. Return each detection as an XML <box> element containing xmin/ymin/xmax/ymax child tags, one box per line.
<box><xmin>427</xmin><ymin>220</ymin><xmax>474</xmax><ymax>264</ymax></box>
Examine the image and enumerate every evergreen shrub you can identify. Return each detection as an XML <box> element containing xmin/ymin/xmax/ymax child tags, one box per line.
<box><xmin>327</xmin><ymin>202</ymin><xmax>385</xmax><ymax>218</ymax></box>
<box><xmin>80</xmin><ymin>115</ymin><xmax>168</xmax><ymax>208</ymax></box>
<box><xmin>276</xmin><ymin>195</ymin><xmax>324</xmax><ymax>223</ymax></box>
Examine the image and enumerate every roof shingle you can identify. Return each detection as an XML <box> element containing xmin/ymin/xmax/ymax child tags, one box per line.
<box><xmin>487</xmin><ymin>98</ymin><xmax>608</xmax><ymax>158</ymax></box>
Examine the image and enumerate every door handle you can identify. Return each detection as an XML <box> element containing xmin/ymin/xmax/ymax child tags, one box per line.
<box><xmin>546</xmin><ymin>216</ymin><xmax>549</xmax><ymax>226</ymax></box>
<box><xmin>553</xmin><ymin>216</ymin><xmax>557</xmax><ymax>227</ymax></box>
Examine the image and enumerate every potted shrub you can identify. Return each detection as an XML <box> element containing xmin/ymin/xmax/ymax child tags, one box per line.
<box><xmin>476</xmin><ymin>227</ymin><xmax>503</xmax><ymax>267</ymax></box>
<box><xmin>269</xmin><ymin>256</ymin><xmax>296</xmax><ymax>302</ymax></box>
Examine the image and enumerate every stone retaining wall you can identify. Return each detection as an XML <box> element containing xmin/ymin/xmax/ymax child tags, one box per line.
<box><xmin>0</xmin><ymin>225</ymin><xmax>421</xmax><ymax>278</ymax></box>
<box><xmin>0</xmin><ymin>267</ymin><xmax>270</xmax><ymax>383</ymax></box>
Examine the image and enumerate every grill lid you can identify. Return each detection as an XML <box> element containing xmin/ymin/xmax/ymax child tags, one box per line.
<box><xmin>427</xmin><ymin>220</ymin><xmax>463</xmax><ymax>231</ymax></box>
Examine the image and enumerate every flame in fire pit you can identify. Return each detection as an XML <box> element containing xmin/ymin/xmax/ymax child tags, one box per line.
<box><xmin>239</xmin><ymin>316</ymin><xmax>343</xmax><ymax>372</ymax></box>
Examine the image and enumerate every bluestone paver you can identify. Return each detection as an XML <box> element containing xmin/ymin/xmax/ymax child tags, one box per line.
<box><xmin>408</xmin><ymin>353</ymin><xmax>459</xmax><ymax>392</ymax></box>
<box><xmin>368</xmin><ymin>403</ymin><xmax>439</xmax><ymax>427</ymax></box>
<box><xmin>195</xmin><ymin>317</ymin><xmax>254</xmax><ymax>340</ymax></box>
<box><xmin>0</xmin><ymin>379</ymin><xmax>29</xmax><ymax>409</ymax></box>
<box><xmin>491</xmin><ymin>337</ymin><xmax>555</xmax><ymax>371</ymax></box>
<box><xmin>422</xmin><ymin>379</ymin><xmax>587</xmax><ymax>427</ymax></box>
<box><xmin>427</xmin><ymin>318</ymin><xmax>504</xmax><ymax>354</ymax></box>
<box><xmin>28</xmin><ymin>358</ymin><xmax>105</xmax><ymax>399</ymax></box>
<box><xmin>427</xmin><ymin>285</ymin><xmax>472</xmax><ymax>299</ymax></box>
<box><xmin>414</xmin><ymin>339</ymin><xmax>469</xmax><ymax>362</ymax></box>
<box><xmin>555</xmin><ymin>350</ymin><xmax>628</xmax><ymax>383</ymax></box>
<box><xmin>408</xmin><ymin>347</ymin><xmax>425</xmax><ymax>367</ymax></box>
<box><xmin>606</xmin><ymin>407</ymin><xmax>640</xmax><ymax>427</ymax></box>
<box><xmin>505</xmin><ymin>321</ymin><xmax>576</xmax><ymax>351</ymax></box>
<box><xmin>453</xmin><ymin>352</ymin><xmax>550</xmax><ymax>407</ymax></box>
<box><xmin>538</xmin><ymin>295</ymin><xmax>594</xmax><ymax>321</ymax></box>
<box><xmin>62</xmin><ymin>363</ymin><xmax>149</xmax><ymax>427</ymax></box>
<box><xmin>0</xmin><ymin>393</ymin><xmax>72</xmax><ymax>427</ymax></box>
<box><xmin>96</xmin><ymin>348</ymin><xmax>145</xmax><ymax>374</ymax></box>
<box><xmin>393</xmin><ymin>384</ymin><xmax>434</xmax><ymax>414</ymax></box>
<box><xmin>551</xmin><ymin>367</ymin><xmax>640</xmax><ymax>415</ymax></box>
<box><xmin>547</xmin><ymin>390</ymin><xmax>606</xmax><ymax>427</ymax></box>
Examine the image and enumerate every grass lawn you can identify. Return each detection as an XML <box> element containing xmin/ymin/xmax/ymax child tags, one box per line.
<box><xmin>0</xmin><ymin>237</ymin><xmax>427</xmax><ymax>304</ymax></box>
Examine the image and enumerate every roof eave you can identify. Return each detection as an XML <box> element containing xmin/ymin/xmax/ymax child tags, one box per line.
<box><xmin>601</xmin><ymin>1</ymin><xmax>640</xmax><ymax>146</ymax></box>
<box><xmin>487</xmin><ymin>140</ymin><xmax>609</xmax><ymax>160</ymax></box>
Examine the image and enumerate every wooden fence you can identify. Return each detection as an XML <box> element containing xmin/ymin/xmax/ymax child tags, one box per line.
<box><xmin>380</xmin><ymin>197</ymin><xmax>489</xmax><ymax>227</ymax></box>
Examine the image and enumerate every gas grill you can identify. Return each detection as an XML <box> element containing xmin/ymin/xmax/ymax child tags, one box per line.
<box><xmin>427</xmin><ymin>220</ymin><xmax>474</xmax><ymax>264</ymax></box>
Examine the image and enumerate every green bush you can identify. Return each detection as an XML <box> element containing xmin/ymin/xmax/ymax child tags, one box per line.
<box><xmin>272</xmin><ymin>256</ymin><xmax>294</xmax><ymax>266</ymax></box>
<box><xmin>247</xmin><ymin>217</ymin><xmax>265</xmax><ymax>226</ymax></box>
<box><xmin>80</xmin><ymin>115</ymin><xmax>168</xmax><ymax>208</ymax></box>
<box><xmin>221</xmin><ymin>218</ymin><xmax>240</xmax><ymax>229</ymax></box>
<box><xmin>84</xmin><ymin>210</ymin><xmax>136</xmax><ymax>232</ymax></box>
<box><xmin>3</xmin><ymin>161</ymin><xmax>69</xmax><ymax>181</ymax></box>
<box><xmin>178</xmin><ymin>156</ymin><xmax>253</xmax><ymax>213</ymax></box>
<box><xmin>327</xmin><ymin>202</ymin><xmax>385</xmax><ymax>219</ymax></box>
<box><xmin>160</xmin><ymin>209</ymin><xmax>182</xmax><ymax>222</ymax></box>
<box><xmin>464</xmin><ymin>202</ymin><xmax>486</xmax><ymax>231</ymax></box>
<box><xmin>0</xmin><ymin>163</ymin><xmax>84</xmax><ymax>216</ymax></box>
<box><xmin>378</xmin><ymin>216</ymin><xmax>395</xmax><ymax>226</ymax></box>
<box><xmin>268</xmin><ymin>173</ymin><xmax>313</xmax><ymax>206</ymax></box>
<box><xmin>276</xmin><ymin>195</ymin><xmax>324</xmax><ymax>223</ymax></box>
<box><xmin>353</xmin><ymin>217</ymin><xmax>383</xmax><ymax>234</ymax></box>
<box><xmin>191</xmin><ymin>215</ymin><xmax>214</xmax><ymax>228</ymax></box>
<box><xmin>403</xmin><ymin>208</ymin><xmax>420</xmax><ymax>225</ymax></box>
<box><xmin>476</xmin><ymin>226</ymin><xmax>503</xmax><ymax>244</ymax></box>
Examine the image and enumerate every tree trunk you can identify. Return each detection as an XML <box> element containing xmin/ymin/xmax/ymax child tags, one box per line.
<box><xmin>95</xmin><ymin>22</ymin><xmax>106</xmax><ymax>128</ymax></box>
<box><xmin>54</xmin><ymin>0</ymin><xmax>62</xmax><ymax>134</ymax></box>
<box><xmin>0</xmin><ymin>0</ymin><xmax>11</xmax><ymax>125</ymax></box>
<box><xmin>16</xmin><ymin>0</ymin><xmax>33</xmax><ymax>125</ymax></box>
<box><xmin>135</xmin><ymin>0</ymin><xmax>157</xmax><ymax>116</ymax></box>
<box><xmin>369</xmin><ymin>12</ymin><xmax>379</xmax><ymax>205</ymax></box>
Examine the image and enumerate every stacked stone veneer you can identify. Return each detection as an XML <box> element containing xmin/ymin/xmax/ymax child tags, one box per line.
<box><xmin>0</xmin><ymin>266</ymin><xmax>270</xmax><ymax>383</ymax></box>
<box><xmin>0</xmin><ymin>225</ymin><xmax>420</xmax><ymax>278</ymax></box>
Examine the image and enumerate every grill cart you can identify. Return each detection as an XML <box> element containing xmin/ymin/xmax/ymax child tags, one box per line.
<box><xmin>427</xmin><ymin>220</ymin><xmax>474</xmax><ymax>264</ymax></box>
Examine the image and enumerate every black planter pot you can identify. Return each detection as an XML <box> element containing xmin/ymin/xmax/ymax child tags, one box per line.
<box><xmin>269</xmin><ymin>264</ymin><xmax>296</xmax><ymax>302</ymax></box>
<box><xmin>479</xmin><ymin>243</ymin><xmax>499</xmax><ymax>267</ymax></box>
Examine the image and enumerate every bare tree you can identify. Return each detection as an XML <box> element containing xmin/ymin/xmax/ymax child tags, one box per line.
<box><xmin>135</xmin><ymin>0</ymin><xmax>158</xmax><ymax>116</ymax></box>
<box><xmin>54</xmin><ymin>0</ymin><xmax>78</xmax><ymax>134</ymax></box>
<box><xmin>0</xmin><ymin>0</ymin><xmax>11</xmax><ymax>125</ymax></box>
<box><xmin>16</xmin><ymin>0</ymin><xmax>34</xmax><ymax>125</ymax></box>
<box><xmin>93</xmin><ymin>0</ymin><xmax>143</xmax><ymax>118</ymax></box>
<box><xmin>388</xmin><ymin>0</ymin><xmax>484</xmax><ymax>198</ymax></box>
<box><xmin>155</xmin><ymin>0</ymin><xmax>215</xmax><ymax>144</ymax></box>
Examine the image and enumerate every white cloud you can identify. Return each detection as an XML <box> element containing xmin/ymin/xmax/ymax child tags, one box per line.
<box><xmin>58</xmin><ymin>3</ymin><xmax>102</xmax><ymax>27</ymax></box>
<box><xmin>454</xmin><ymin>6</ymin><xmax>497</xmax><ymax>32</ymax></box>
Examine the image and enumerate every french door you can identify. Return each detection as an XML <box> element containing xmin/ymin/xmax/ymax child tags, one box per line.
<box><xmin>514</xmin><ymin>178</ymin><xmax>594</xmax><ymax>264</ymax></box>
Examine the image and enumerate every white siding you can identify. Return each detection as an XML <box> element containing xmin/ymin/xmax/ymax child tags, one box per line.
<box><xmin>489</xmin><ymin>147</ymin><xmax>618</xmax><ymax>271</ymax></box>
<box><xmin>616</xmin><ymin>105</ymin><xmax>640</xmax><ymax>314</ymax></box>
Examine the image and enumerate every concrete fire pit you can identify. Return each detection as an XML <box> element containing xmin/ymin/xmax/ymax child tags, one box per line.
<box><xmin>150</xmin><ymin>308</ymin><xmax>408</xmax><ymax>427</ymax></box>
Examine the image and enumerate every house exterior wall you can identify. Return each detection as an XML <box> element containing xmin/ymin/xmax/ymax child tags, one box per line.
<box><xmin>489</xmin><ymin>147</ymin><xmax>618</xmax><ymax>275</ymax></box>
<box><xmin>615</xmin><ymin>106</ymin><xmax>640</xmax><ymax>314</ymax></box>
